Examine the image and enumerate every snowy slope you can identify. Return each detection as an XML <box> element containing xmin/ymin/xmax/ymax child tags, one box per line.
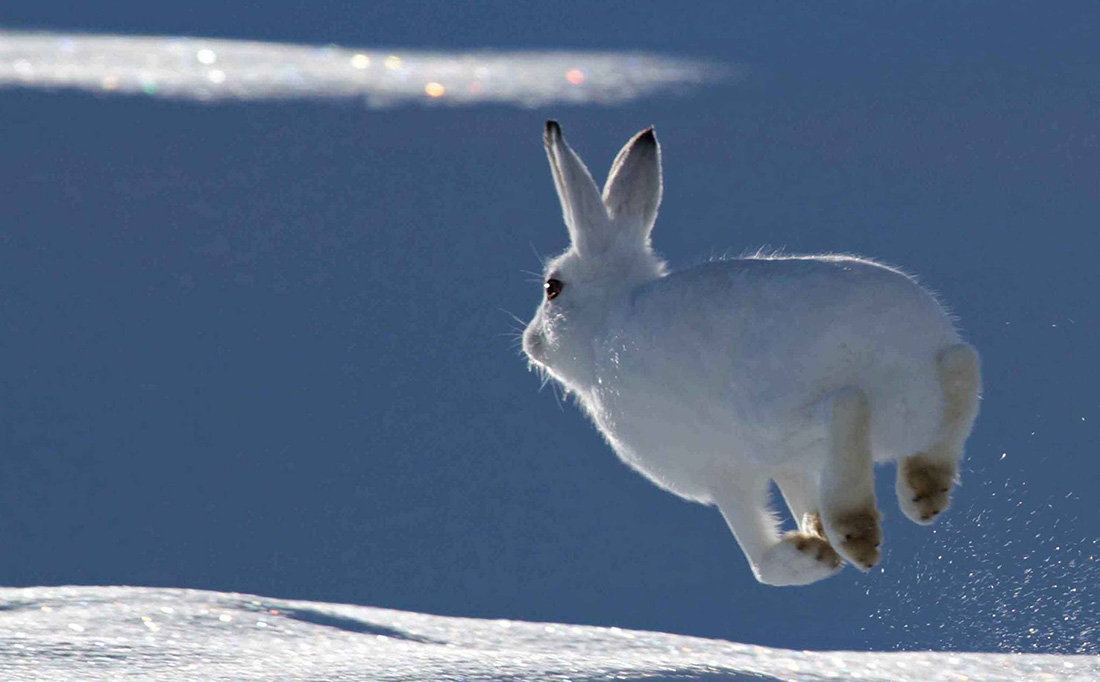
<box><xmin>0</xmin><ymin>587</ymin><xmax>1095</xmax><ymax>681</ymax></box>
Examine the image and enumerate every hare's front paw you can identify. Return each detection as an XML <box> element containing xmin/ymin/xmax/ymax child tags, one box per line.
<box><xmin>823</xmin><ymin>506</ymin><xmax>882</xmax><ymax>571</ymax></box>
<box><xmin>755</xmin><ymin>531</ymin><xmax>843</xmax><ymax>587</ymax></box>
<box><xmin>897</xmin><ymin>454</ymin><xmax>956</xmax><ymax>525</ymax></box>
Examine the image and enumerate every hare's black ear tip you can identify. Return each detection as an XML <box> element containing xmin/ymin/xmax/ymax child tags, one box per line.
<box><xmin>629</xmin><ymin>126</ymin><xmax>657</xmax><ymax>152</ymax></box>
<box><xmin>544</xmin><ymin>120</ymin><xmax>562</xmax><ymax>143</ymax></box>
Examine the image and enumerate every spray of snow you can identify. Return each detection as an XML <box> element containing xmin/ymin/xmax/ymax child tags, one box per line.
<box><xmin>864</xmin><ymin>473</ymin><xmax>1098</xmax><ymax>654</ymax></box>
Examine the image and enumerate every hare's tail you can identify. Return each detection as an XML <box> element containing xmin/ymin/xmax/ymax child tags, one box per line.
<box><xmin>936</xmin><ymin>343</ymin><xmax>981</xmax><ymax>449</ymax></box>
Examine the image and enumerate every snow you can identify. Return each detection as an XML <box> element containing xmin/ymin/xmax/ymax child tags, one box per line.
<box><xmin>0</xmin><ymin>30</ymin><xmax>732</xmax><ymax>107</ymax></box>
<box><xmin>0</xmin><ymin>586</ymin><xmax>1095</xmax><ymax>681</ymax></box>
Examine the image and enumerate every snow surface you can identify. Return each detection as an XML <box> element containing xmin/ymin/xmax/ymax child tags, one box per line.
<box><xmin>0</xmin><ymin>586</ymin><xmax>1095</xmax><ymax>681</ymax></box>
<box><xmin>0</xmin><ymin>30</ymin><xmax>730</xmax><ymax>107</ymax></box>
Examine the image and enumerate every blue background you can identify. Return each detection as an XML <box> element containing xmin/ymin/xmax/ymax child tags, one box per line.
<box><xmin>1</xmin><ymin>2</ymin><xmax>1097</xmax><ymax>653</ymax></box>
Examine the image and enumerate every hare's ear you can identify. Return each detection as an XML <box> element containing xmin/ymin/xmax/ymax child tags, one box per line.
<box><xmin>602</xmin><ymin>127</ymin><xmax>662</xmax><ymax>244</ymax></box>
<box><xmin>544</xmin><ymin>121</ymin><xmax>614</xmax><ymax>256</ymax></box>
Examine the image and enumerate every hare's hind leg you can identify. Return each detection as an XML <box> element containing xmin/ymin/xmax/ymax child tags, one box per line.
<box><xmin>817</xmin><ymin>388</ymin><xmax>883</xmax><ymax>571</ymax></box>
<box><xmin>897</xmin><ymin>343</ymin><xmax>981</xmax><ymax>525</ymax></box>
<box><xmin>712</xmin><ymin>475</ymin><xmax>841</xmax><ymax>587</ymax></box>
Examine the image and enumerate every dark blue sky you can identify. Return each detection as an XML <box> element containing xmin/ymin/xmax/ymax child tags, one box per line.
<box><xmin>1</xmin><ymin>2</ymin><xmax>1098</xmax><ymax>653</ymax></box>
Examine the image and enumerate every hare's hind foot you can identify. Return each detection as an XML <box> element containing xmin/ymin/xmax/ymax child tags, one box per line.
<box><xmin>823</xmin><ymin>507</ymin><xmax>882</xmax><ymax>571</ymax></box>
<box><xmin>818</xmin><ymin>387</ymin><xmax>883</xmax><ymax>571</ymax></box>
<box><xmin>897</xmin><ymin>344</ymin><xmax>980</xmax><ymax>525</ymax></box>
<box><xmin>756</xmin><ymin>528</ymin><xmax>843</xmax><ymax>586</ymax></box>
<box><xmin>897</xmin><ymin>454</ymin><xmax>955</xmax><ymax>524</ymax></box>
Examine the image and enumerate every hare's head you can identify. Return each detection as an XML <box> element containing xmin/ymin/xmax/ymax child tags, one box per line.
<box><xmin>523</xmin><ymin>121</ymin><xmax>667</xmax><ymax>392</ymax></box>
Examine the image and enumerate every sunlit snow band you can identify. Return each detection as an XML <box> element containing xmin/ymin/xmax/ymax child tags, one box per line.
<box><xmin>0</xmin><ymin>31</ymin><xmax>736</xmax><ymax>106</ymax></box>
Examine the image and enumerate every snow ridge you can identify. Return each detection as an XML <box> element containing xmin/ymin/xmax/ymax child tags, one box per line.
<box><xmin>0</xmin><ymin>586</ymin><xmax>1094</xmax><ymax>681</ymax></box>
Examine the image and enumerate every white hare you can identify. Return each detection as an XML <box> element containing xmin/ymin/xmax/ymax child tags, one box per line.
<box><xmin>522</xmin><ymin>121</ymin><xmax>981</xmax><ymax>586</ymax></box>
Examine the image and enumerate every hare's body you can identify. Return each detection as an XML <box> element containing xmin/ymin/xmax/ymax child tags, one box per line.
<box><xmin>523</xmin><ymin>122</ymin><xmax>981</xmax><ymax>586</ymax></box>
<box><xmin>589</xmin><ymin>256</ymin><xmax>958</xmax><ymax>504</ymax></box>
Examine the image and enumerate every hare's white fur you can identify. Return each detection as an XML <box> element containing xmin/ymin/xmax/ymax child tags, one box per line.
<box><xmin>523</xmin><ymin>122</ymin><xmax>981</xmax><ymax>586</ymax></box>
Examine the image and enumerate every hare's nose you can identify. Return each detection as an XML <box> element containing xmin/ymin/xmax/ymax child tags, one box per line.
<box><xmin>522</xmin><ymin>327</ymin><xmax>545</xmax><ymax>360</ymax></box>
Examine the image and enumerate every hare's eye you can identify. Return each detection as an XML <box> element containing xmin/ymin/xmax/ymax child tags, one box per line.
<box><xmin>545</xmin><ymin>278</ymin><xmax>564</xmax><ymax>301</ymax></box>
